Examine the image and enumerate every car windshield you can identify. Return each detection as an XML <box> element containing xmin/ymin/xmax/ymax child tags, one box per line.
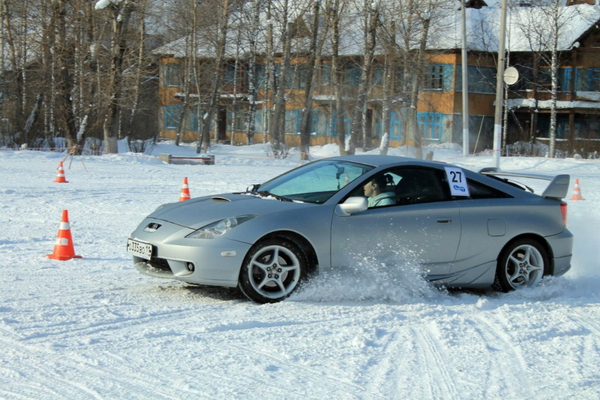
<box><xmin>256</xmin><ymin>160</ymin><xmax>374</xmax><ymax>203</ymax></box>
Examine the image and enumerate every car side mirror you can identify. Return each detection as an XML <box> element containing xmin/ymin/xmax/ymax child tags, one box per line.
<box><xmin>336</xmin><ymin>196</ymin><xmax>368</xmax><ymax>216</ymax></box>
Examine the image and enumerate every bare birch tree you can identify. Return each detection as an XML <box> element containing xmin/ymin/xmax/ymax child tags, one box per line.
<box><xmin>298</xmin><ymin>0</ymin><xmax>321</xmax><ymax>160</ymax></box>
<box><xmin>348</xmin><ymin>0</ymin><xmax>379</xmax><ymax>155</ymax></box>
<box><xmin>268</xmin><ymin>0</ymin><xmax>292</xmax><ymax>156</ymax></box>
<box><xmin>95</xmin><ymin>0</ymin><xmax>137</xmax><ymax>154</ymax></box>
<box><xmin>324</xmin><ymin>0</ymin><xmax>348</xmax><ymax>155</ymax></box>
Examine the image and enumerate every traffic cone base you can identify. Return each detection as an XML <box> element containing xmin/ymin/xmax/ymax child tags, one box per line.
<box><xmin>54</xmin><ymin>161</ymin><xmax>69</xmax><ymax>183</ymax></box>
<box><xmin>570</xmin><ymin>178</ymin><xmax>584</xmax><ymax>201</ymax></box>
<box><xmin>46</xmin><ymin>210</ymin><xmax>82</xmax><ymax>260</ymax></box>
<box><xmin>179</xmin><ymin>177</ymin><xmax>191</xmax><ymax>201</ymax></box>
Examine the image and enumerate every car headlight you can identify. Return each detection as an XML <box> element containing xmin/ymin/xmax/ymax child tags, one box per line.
<box><xmin>185</xmin><ymin>214</ymin><xmax>257</xmax><ymax>239</ymax></box>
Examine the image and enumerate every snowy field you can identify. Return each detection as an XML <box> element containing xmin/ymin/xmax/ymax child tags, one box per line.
<box><xmin>1</xmin><ymin>141</ymin><xmax>599</xmax><ymax>399</ymax></box>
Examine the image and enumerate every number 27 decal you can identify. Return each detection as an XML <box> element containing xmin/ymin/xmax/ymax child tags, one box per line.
<box><xmin>444</xmin><ymin>167</ymin><xmax>470</xmax><ymax>197</ymax></box>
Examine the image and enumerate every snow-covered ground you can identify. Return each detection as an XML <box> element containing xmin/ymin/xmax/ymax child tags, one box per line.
<box><xmin>1</xmin><ymin>141</ymin><xmax>599</xmax><ymax>399</ymax></box>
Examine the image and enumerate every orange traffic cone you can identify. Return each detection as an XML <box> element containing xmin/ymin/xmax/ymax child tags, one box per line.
<box><xmin>46</xmin><ymin>210</ymin><xmax>82</xmax><ymax>260</ymax></box>
<box><xmin>179</xmin><ymin>177</ymin><xmax>191</xmax><ymax>201</ymax></box>
<box><xmin>54</xmin><ymin>161</ymin><xmax>69</xmax><ymax>183</ymax></box>
<box><xmin>570</xmin><ymin>178</ymin><xmax>585</xmax><ymax>201</ymax></box>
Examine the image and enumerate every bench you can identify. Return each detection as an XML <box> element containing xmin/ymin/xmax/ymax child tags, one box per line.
<box><xmin>158</xmin><ymin>153</ymin><xmax>215</xmax><ymax>165</ymax></box>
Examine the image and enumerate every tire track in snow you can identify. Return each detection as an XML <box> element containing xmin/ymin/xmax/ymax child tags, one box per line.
<box><xmin>0</xmin><ymin>327</ymin><xmax>105</xmax><ymax>399</ymax></box>
<box><xmin>0</xmin><ymin>326</ymin><xmax>204</xmax><ymax>399</ymax></box>
<box><xmin>224</xmin><ymin>342</ymin><xmax>369</xmax><ymax>399</ymax></box>
<box><xmin>469</xmin><ymin>315</ymin><xmax>534</xmax><ymax>398</ymax></box>
<box><xmin>410</xmin><ymin>323</ymin><xmax>461</xmax><ymax>400</ymax></box>
<box><xmin>565</xmin><ymin>310</ymin><xmax>600</xmax><ymax>387</ymax></box>
<box><xmin>357</xmin><ymin>328</ymin><xmax>423</xmax><ymax>399</ymax></box>
<box><xmin>568</xmin><ymin>310</ymin><xmax>600</xmax><ymax>335</ymax></box>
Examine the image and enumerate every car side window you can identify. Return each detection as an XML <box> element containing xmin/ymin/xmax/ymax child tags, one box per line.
<box><xmin>347</xmin><ymin>167</ymin><xmax>451</xmax><ymax>207</ymax></box>
<box><xmin>393</xmin><ymin>168</ymin><xmax>450</xmax><ymax>205</ymax></box>
<box><xmin>458</xmin><ymin>179</ymin><xmax>512</xmax><ymax>200</ymax></box>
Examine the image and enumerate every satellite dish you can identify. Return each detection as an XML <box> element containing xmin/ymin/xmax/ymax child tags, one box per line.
<box><xmin>504</xmin><ymin>66</ymin><xmax>519</xmax><ymax>85</ymax></box>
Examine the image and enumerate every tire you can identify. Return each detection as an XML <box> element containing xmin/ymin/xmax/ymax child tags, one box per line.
<box><xmin>494</xmin><ymin>238</ymin><xmax>549</xmax><ymax>292</ymax></box>
<box><xmin>238</xmin><ymin>238</ymin><xmax>307</xmax><ymax>303</ymax></box>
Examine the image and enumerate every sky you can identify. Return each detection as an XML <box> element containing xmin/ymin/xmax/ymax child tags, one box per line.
<box><xmin>1</xmin><ymin>141</ymin><xmax>599</xmax><ymax>399</ymax></box>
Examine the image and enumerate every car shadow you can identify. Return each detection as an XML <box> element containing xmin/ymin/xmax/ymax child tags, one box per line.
<box><xmin>182</xmin><ymin>283</ymin><xmax>247</xmax><ymax>302</ymax></box>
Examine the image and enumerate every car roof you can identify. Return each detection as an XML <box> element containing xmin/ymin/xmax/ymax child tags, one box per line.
<box><xmin>321</xmin><ymin>154</ymin><xmax>443</xmax><ymax>168</ymax></box>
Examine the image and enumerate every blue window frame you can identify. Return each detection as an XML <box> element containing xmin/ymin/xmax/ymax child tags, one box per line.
<box><xmin>187</xmin><ymin>107</ymin><xmax>199</xmax><ymax>131</ymax></box>
<box><xmin>164</xmin><ymin>105</ymin><xmax>182</xmax><ymax>130</ymax></box>
<box><xmin>390</xmin><ymin>111</ymin><xmax>403</xmax><ymax>141</ymax></box>
<box><xmin>575</xmin><ymin>67</ymin><xmax>600</xmax><ymax>91</ymax></box>
<box><xmin>418</xmin><ymin>112</ymin><xmax>442</xmax><ymax>142</ymax></box>
<box><xmin>331</xmin><ymin>112</ymin><xmax>351</xmax><ymax>138</ymax></box>
<box><xmin>422</xmin><ymin>64</ymin><xmax>453</xmax><ymax>91</ymax></box>
<box><xmin>285</xmin><ymin>110</ymin><xmax>299</xmax><ymax>133</ymax></box>
<box><xmin>561</xmin><ymin>67</ymin><xmax>572</xmax><ymax>91</ymax></box>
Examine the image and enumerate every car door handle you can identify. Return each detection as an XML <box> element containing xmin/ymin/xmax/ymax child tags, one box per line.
<box><xmin>437</xmin><ymin>218</ymin><xmax>452</xmax><ymax>224</ymax></box>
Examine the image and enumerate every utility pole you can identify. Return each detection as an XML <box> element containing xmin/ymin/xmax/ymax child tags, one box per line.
<box><xmin>461</xmin><ymin>0</ymin><xmax>469</xmax><ymax>156</ymax></box>
<box><xmin>493</xmin><ymin>0</ymin><xmax>508</xmax><ymax>168</ymax></box>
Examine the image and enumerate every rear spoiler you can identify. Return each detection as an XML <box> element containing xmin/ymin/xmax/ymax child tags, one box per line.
<box><xmin>479</xmin><ymin>167</ymin><xmax>570</xmax><ymax>200</ymax></box>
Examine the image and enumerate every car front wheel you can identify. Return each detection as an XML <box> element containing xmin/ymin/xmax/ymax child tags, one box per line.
<box><xmin>494</xmin><ymin>238</ymin><xmax>548</xmax><ymax>292</ymax></box>
<box><xmin>239</xmin><ymin>238</ymin><xmax>307</xmax><ymax>303</ymax></box>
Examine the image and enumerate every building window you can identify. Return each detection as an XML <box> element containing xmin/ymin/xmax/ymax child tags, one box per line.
<box><xmin>232</xmin><ymin>111</ymin><xmax>247</xmax><ymax>132</ymax></box>
<box><xmin>294</xmin><ymin>65</ymin><xmax>310</xmax><ymax>90</ymax></box>
<box><xmin>456</xmin><ymin>66</ymin><xmax>496</xmax><ymax>93</ymax></box>
<box><xmin>390</xmin><ymin>111</ymin><xmax>403</xmax><ymax>141</ymax></box>
<box><xmin>591</xmin><ymin>68</ymin><xmax>600</xmax><ymax>91</ymax></box>
<box><xmin>422</xmin><ymin>64</ymin><xmax>453</xmax><ymax>91</ymax></box>
<box><xmin>331</xmin><ymin>112</ymin><xmax>351</xmax><ymax>138</ymax></box>
<box><xmin>285</xmin><ymin>110</ymin><xmax>299</xmax><ymax>133</ymax></box>
<box><xmin>164</xmin><ymin>105</ymin><xmax>182</xmax><ymax>130</ymax></box>
<box><xmin>162</xmin><ymin>63</ymin><xmax>182</xmax><ymax>87</ymax></box>
<box><xmin>320</xmin><ymin>64</ymin><xmax>331</xmax><ymax>86</ymax></box>
<box><xmin>575</xmin><ymin>68</ymin><xmax>600</xmax><ymax>91</ymax></box>
<box><xmin>394</xmin><ymin>67</ymin><xmax>409</xmax><ymax>94</ymax></box>
<box><xmin>224</xmin><ymin>63</ymin><xmax>236</xmax><ymax>85</ymax></box>
<box><xmin>372</xmin><ymin>64</ymin><xmax>384</xmax><ymax>86</ymax></box>
<box><xmin>418</xmin><ymin>112</ymin><xmax>442</xmax><ymax>142</ymax></box>
<box><xmin>314</xmin><ymin>110</ymin><xmax>329</xmax><ymax>136</ymax></box>
<box><xmin>423</xmin><ymin>64</ymin><xmax>444</xmax><ymax>90</ymax></box>
<box><xmin>187</xmin><ymin>107</ymin><xmax>199</xmax><ymax>131</ymax></box>
<box><xmin>343</xmin><ymin>63</ymin><xmax>362</xmax><ymax>87</ymax></box>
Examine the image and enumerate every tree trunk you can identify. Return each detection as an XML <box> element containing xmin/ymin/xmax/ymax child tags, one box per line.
<box><xmin>350</xmin><ymin>3</ymin><xmax>378</xmax><ymax>154</ymax></box>
<box><xmin>53</xmin><ymin>0</ymin><xmax>79</xmax><ymax>150</ymax></box>
<box><xmin>328</xmin><ymin>0</ymin><xmax>347</xmax><ymax>155</ymax></box>
<box><xmin>268</xmin><ymin>0</ymin><xmax>291</xmax><ymax>156</ymax></box>
<box><xmin>102</xmin><ymin>0</ymin><xmax>136</xmax><ymax>155</ymax></box>
<box><xmin>199</xmin><ymin>0</ymin><xmax>230</xmax><ymax>153</ymax></box>
<box><xmin>298</xmin><ymin>1</ymin><xmax>321</xmax><ymax>161</ymax></box>
<box><xmin>410</xmin><ymin>15</ymin><xmax>430</xmax><ymax>160</ymax></box>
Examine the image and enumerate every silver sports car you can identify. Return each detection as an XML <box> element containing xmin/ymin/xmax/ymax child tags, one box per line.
<box><xmin>127</xmin><ymin>155</ymin><xmax>573</xmax><ymax>303</ymax></box>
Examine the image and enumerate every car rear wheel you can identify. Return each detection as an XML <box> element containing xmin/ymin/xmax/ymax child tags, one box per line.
<box><xmin>494</xmin><ymin>238</ymin><xmax>548</xmax><ymax>292</ymax></box>
<box><xmin>239</xmin><ymin>238</ymin><xmax>307</xmax><ymax>303</ymax></box>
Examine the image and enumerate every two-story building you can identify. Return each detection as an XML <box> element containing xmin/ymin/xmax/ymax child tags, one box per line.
<box><xmin>153</xmin><ymin>1</ymin><xmax>600</xmax><ymax>157</ymax></box>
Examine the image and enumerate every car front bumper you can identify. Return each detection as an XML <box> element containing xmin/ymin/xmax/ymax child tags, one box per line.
<box><xmin>129</xmin><ymin>218</ymin><xmax>252</xmax><ymax>288</ymax></box>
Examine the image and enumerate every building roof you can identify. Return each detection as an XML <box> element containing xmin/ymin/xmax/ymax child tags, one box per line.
<box><xmin>153</xmin><ymin>3</ymin><xmax>600</xmax><ymax>59</ymax></box>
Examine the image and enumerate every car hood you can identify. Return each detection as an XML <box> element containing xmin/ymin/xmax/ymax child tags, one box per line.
<box><xmin>148</xmin><ymin>193</ymin><xmax>315</xmax><ymax>228</ymax></box>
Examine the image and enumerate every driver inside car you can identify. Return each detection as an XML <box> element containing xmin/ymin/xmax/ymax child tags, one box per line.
<box><xmin>363</xmin><ymin>174</ymin><xmax>396</xmax><ymax>207</ymax></box>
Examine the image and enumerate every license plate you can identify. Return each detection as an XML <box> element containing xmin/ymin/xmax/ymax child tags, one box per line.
<box><xmin>127</xmin><ymin>239</ymin><xmax>152</xmax><ymax>260</ymax></box>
